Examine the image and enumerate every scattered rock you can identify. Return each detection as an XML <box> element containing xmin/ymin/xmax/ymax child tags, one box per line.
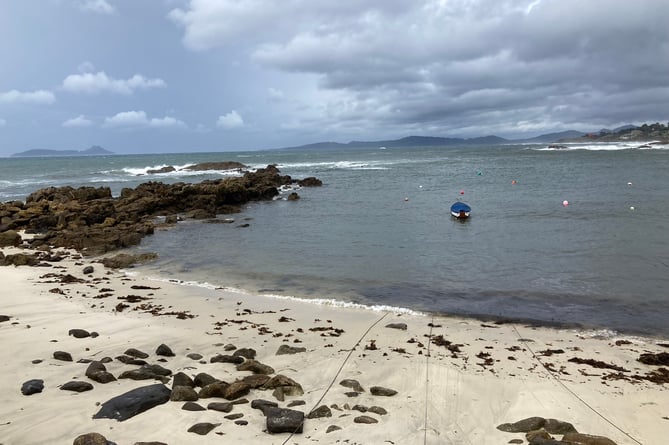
<box><xmin>339</xmin><ymin>379</ymin><xmax>364</xmax><ymax>392</ymax></box>
<box><xmin>85</xmin><ymin>361</ymin><xmax>116</xmax><ymax>384</ymax></box>
<box><xmin>326</xmin><ymin>425</ymin><xmax>342</xmax><ymax>433</ymax></box>
<box><xmin>223</xmin><ymin>381</ymin><xmax>251</xmax><ymax>400</ymax></box>
<box><xmin>562</xmin><ymin>432</ymin><xmax>618</xmax><ymax>445</ymax></box>
<box><xmin>172</xmin><ymin>371</ymin><xmax>195</xmax><ymax>388</ymax></box>
<box><xmin>69</xmin><ymin>329</ymin><xmax>91</xmax><ymax>338</ymax></box>
<box><xmin>194</xmin><ymin>372</ymin><xmax>217</xmax><ymax>388</ymax></box>
<box><xmin>498</xmin><ymin>417</ymin><xmax>547</xmax><ymax>433</ymax></box>
<box><xmin>241</xmin><ymin>374</ymin><xmax>270</xmax><ymax>388</ymax></box>
<box><xmin>0</xmin><ymin>230</ymin><xmax>22</xmax><ymax>247</ymax></box>
<box><xmin>208</xmin><ymin>402</ymin><xmax>234</xmax><ymax>413</ymax></box>
<box><xmin>21</xmin><ymin>379</ymin><xmax>44</xmax><ymax>395</ymax></box>
<box><xmin>210</xmin><ymin>354</ymin><xmax>244</xmax><ymax>365</ymax></box>
<box><xmin>233</xmin><ymin>348</ymin><xmax>257</xmax><ymax>359</ymax></box>
<box><xmin>187</xmin><ymin>422</ymin><xmax>220</xmax><ymax>435</ymax></box>
<box><xmin>236</xmin><ymin>359</ymin><xmax>275</xmax><ymax>375</ymax></box>
<box><xmin>82</xmin><ymin>266</ymin><xmax>94</xmax><ymax>274</ymax></box>
<box><xmin>276</xmin><ymin>344</ymin><xmax>307</xmax><ymax>355</ymax></box>
<box><xmin>307</xmin><ymin>405</ymin><xmax>332</xmax><ymax>419</ymax></box>
<box><xmin>93</xmin><ymin>384</ymin><xmax>171</xmax><ymax>421</ymax></box>
<box><xmin>370</xmin><ymin>386</ymin><xmax>397</xmax><ymax>397</ymax></box>
<box><xmin>181</xmin><ymin>402</ymin><xmax>206</xmax><ymax>411</ymax></box>
<box><xmin>155</xmin><ymin>344</ymin><xmax>175</xmax><ymax>357</ymax></box>
<box><xmin>385</xmin><ymin>323</ymin><xmax>408</xmax><ymax>330</ymax></box>
<box><xmin>170</xmin><ymin>385</ymin><xmax>199</xmax><ymax>401</ymax></box>
<box><xmin>72</xmin><ymin>432</ymin><xmax>115</xmax><ymax>445</ymax></box>
<box><xmin>61</xmin><ymin>381</ymin><xmax>94</xmax><ymax>392</ymax></box>
<box><xmin>368</xmin><ymin>406</ymin><xmax>388</xmax><ymax>415</ymax></box>
<box><xmin>54</xmin><ymin>350</ymin><xmax>73</xmax><ymax>361</ymax></box>
<box><xmin>199</xmin><ymin>382</ymin><xmax>230</xmax><ymax>398</ymax></box>
<box><xmin>101</xmin><ymin>253</ymin><xmax>158</xmax><ymax>269</ymax></box>
<box><xmin>638</xmin><ymin>352</ymin><xmax>669</xmax><ymax>366</ymax></box>
<box><xmin>251</xmin><ymin>399</ymin><xmax>278</xmax><ymax>415</ymax></box>
<box><xmin>543</xmin><ymin>418</ymin><xmax>577</xmax><ymax>434</ymax></box>
<box><xmin>187</xmin><ymin>353</ymin><xmax>203</xmax><ymax>360</ymax></box>
<box><xmin>124</xmin><ymin>348</ymin><xmax>149</xmax><ymax>359</ymax></box>
<box><xmin>265</xmin><ymin>407</ymin><xmax>304</xmax><ymax>434</ymax></box>
<box><xmin>354</xmin><ymin>415</ymin><xmax>378</xmax><ymax>424</ymax></box>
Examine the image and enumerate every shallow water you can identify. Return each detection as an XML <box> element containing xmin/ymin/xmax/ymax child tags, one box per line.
<box><xmin>2</xmin><ymin>143</ymin><xmax>669</xmax><ymax>335</ymax></box>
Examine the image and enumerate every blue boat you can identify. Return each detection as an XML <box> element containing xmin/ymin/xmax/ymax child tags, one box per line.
<box><xmin>450</xmin><ymin>201</ymin><xmax>471</xmax><ymax>219</ymax></box>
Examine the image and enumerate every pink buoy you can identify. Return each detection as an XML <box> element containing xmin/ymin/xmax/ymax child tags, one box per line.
<box><xmin>460</xmin><ymin>190</ymin><xmax>464</xmax><ymax>195</ymax></box>
<box><xmin>562</xmin><ymin>200</ymin><xmax>569</xmax><ymax>207</ymax></box>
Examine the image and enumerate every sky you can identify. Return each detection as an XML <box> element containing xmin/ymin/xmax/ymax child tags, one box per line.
<box><xmin>1</xmin><ymin>0</ymin><xmax>668</xmax><ymax>155</ymax></box>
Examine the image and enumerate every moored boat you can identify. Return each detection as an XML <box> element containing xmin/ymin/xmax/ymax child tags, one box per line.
<box><xmin>450</xmin><ymin>201</ymin><xmax>471</xmax><ymax>219</ymax></box>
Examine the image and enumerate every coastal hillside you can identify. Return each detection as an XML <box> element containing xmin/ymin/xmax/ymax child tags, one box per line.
<box><xmin>11</xmin><ymin>145</ymin><xmax>113</xmax><ymax>157</ymax></box>
<box><xmin>563</xmin><ymin>121</ymin><xmax>669</xmax><ymax>143</ymax></box>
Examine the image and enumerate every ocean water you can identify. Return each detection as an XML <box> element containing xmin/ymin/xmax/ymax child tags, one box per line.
<box><xmin>2</xmin><ymin>143</ymin><xmax>669</xmax><ymax>336</ymax></box>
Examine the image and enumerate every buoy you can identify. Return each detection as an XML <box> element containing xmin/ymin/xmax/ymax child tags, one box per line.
<box><xmin>404</xmin><ymin>197</ymin><xmax>409</xmax><ymax>201</ymax></box>
<box><xmin>627</xmin><ymin>182</ymin><xmax>633</xmax><ymax>186</ymax></box>
<box><xmin>562</xmin><ymin>200</ymin><xmax>569</xmax><ymax>207</ymax></box>
<box><xmin>477</xmin><ymin>171</ymin><xmax>482</xmax><ymax>176</ymax></box>
<box><xmin>511</xmin><ymin>180</ymin><xmax>517</xmax><ymax>185</ymax></box>
<box><xmin>459</xmin><ymin>190</ymin><xmax>464</xmax><ymax>195</ymax></box>
<box><xmin>419</xmin><ymin>185</ymin><xmax>423</xmax><ymax>189</ymax></box>
<box><xmin>630</xmin><ymin>206</ymin><xmax>635</xmax><ymax>211</ymax></box>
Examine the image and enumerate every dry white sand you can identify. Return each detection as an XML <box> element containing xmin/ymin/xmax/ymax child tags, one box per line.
<box><xmin>1</xmin><ymin>244</ymin><xmax>667</xmax><ymax>444</ymax></box>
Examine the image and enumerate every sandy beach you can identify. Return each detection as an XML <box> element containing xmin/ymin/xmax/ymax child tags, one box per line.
<box><xmin>1</xmin><ymin>242</ymin><xmax>668</xmax><ymax>445</ymax></box>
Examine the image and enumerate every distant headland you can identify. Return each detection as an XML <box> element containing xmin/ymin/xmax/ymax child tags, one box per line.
<box><xmin>11</xmin><ymin>145</ymin><xmax>113</xmax><ymax>157</ymax></box>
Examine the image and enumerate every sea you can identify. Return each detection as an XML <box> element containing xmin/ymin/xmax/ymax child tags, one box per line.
<box><xmin>2</xmin><ymin>142</ymin><xmax>669</xmax><ymax>337</ymax></box>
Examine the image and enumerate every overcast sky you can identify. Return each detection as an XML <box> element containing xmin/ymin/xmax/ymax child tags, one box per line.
<box><xmin>1</xmin><ymin>0</ymin><xmax>668</xmax><ymax>155</ymax></box>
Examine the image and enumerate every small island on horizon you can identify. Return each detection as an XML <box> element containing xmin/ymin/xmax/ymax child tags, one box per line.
<box><xmin>11</xmin><ymin>145</ymin><xmax>114</xmax><ymax>158</ymax></box>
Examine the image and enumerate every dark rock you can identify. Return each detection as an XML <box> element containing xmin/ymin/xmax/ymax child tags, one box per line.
<box><xmin>172</xmin><ymin>371</ymin><xmax>194</xmax><ymax>388</ymax></box>
<box><xmin>0</xmin><ymin>253</ymin><xmax>40</xmax><ymax>266</ymax></box>
<box><xmin>115</xmin><ymin>355</ymin><xmax>147</xmax><ymax>366</ymax></box>
<box><xmin>61</xmin><ymin>381</ymin><xmax>94</xmax><ymax>392</ymax></box>
<box><xmin>0</xmin><ymin>230</ymin><xmax>21</xmax><ymax>247</ymax></box>
<box><xmin>225</xmin><ymin>413</ymin><xmax>244</xmax><ymax>420</ymax></box>
<box><xmin>69</xmin><ymin>328</ymin><xmax>91</xmax><ymax>338</ymax></box>
<box><xmin>352</xmin><ymin>404</ymin><xmax>368</xmax><ymax>412</ymax></box>
<box><xmin>251</xmin><ymin>399</ymin><xmax>279</xmax><ymax>415</ymax></box>
<box><xmin>199</xmin><ymin>382</ymin><xmax>230</xmax><ymax>398</ymax></box>
<box><xmin>85</xmin><ymin>361</ymin><xmax>116</xmax><ymax>384</ymax></box>
<box><xmin>187</xmin><ymin>422</ymin><xmax>220</xmax><ymax>435</ymax></box>
<box><xmin>124</xmin><ymin>348</ymin><xmax>149</xmax><ymax>359</ymax></box>
<box><xmin>147</xmin><ymin>166</ymin><xmax>176</xmax><ymax>174</ymax></box>
<box><xmin>385</xmin><ymin>322</ymin><xmax>408</xmax><ymax>330</ymax></box>
<box><xmin>186</xmin><ymin>353</ymin><xmax>203</xmax><ymax>360</ymax></box>
<box><xmin>235</xmin><ymin>419</ymin><xmax>248</xmax><ymax>426</ymax></box>
<box><xmin>170</xmin><ymin>385</ymin><xmax>199</xmax><ymax>401</ymax></box>
<box><xmin>182</xmin><ymin>401</ymin><xmax>206</xmax><ymax>411</ymax></box>
<box><xmin>223</xmin><ymin>381</ymin><xmax>251</xmax><ymax>400</ymax></box>
<box><xmin>83</xmin><ymin>265</ymin><xmax>94</xmax><ymax>274</ymax></box>
<box><xmin>340</xmin><ymin>379</ymin><xmax>364</xmax><ymax>392</ymax></box>
<box><xmin>562</xmin><ymin>432</ymin><xmax>618</xmax><ymax>445</ymax></box>
<box><xmin>286</xmin><ymin>192</ymin><xmax>300</xmax><ymax>201</ymax></box>
<box><xmin>210</xmin><ymin>354</ymin><xmax>244</xmax><ymax>365</ymax></box>
<box><xmin>241</xmin><ymin>374</ymin><xmax>270</xmax><ymax>388</ymax></box>
<box><xmin>133</xmin><ymin>442</ymin><xmax>167</xmax><ymax>445</ymax></box>
<box><xmin>194</xmin><ymin>372</ymin><xmax>217</xmax><ymax>387</ymax></box>
<box><xmin>54</xmin><ymin>350</ymin><xmax>73</xmax><ymax>361</ymax></box>
<box><xmin>638</xmin><ymin>352</ymin><xmax>669</xmax><ymax>366</ymax></box>
<box><xmin>307</xmin><ymin>405</ymin><xmax>332</xmax><ymax>419</ymax></box>
<box><xmin>497</xmin><ymin>417</ymin><xmax>546</xmax><ymax>433</ymax></box>
<box><xmin>0</xmin><ymin>315</ymin><xmax>10</xmax><ymax>322</ymax></box>
<box><xmin>183</xmin><ymin>161</ymin><xmax>247</xmax><ymax>171</ymax></box>
<box><xmin>354</xmin><ymin>415</ymin><xmax>378</xmax><ymax>424</ymax></box>
<box><xmin>155</xmin><ymin>344</ymin><xmax>175</xmax><ymax>357</ymax></box>
<box><xmin>543</xmin><ymin>419</ymin><xmax>577</xmax><ymax>434</ymax></box>
<box><xmin>72</xmin><ymin>432</ymin><xmax>115</xmax><ymax>445</ymax></box>
<box><xmin>233</xmin><ymin>348</ymin><xmax>256</xmax><ymax>359</ymax></box>
<box><xmin>287</xmin><ymin>400</ymin><xmax>306</xmax><ymax>407</ymax></box>
<box><xmin>236</xmin><ymin>359</ymin><xmax>274</xmax><ymax>375</ymax></box>
<box><xmin>265</xmin><ymin>407</ymin><xmax>304</xmax><ymax>434</ymax></box>
<box><xmin>368</xmin><ymin>406</ymin><xmax>388</xmax><ymax>415</ymax></box>
<box><xmin>297</xmin><ymin>177</ymin><xmax>322</xmax><ymax>187</ymax></box>
<box><xmin>326</xmin><ymin>425</ymin><xmax>342</xmax><ymax>433</ymax></box>
<box><xmin>207</xmin><ymin>402</ymin><xmax>234</xmax><ymax>412</ymax></box>
<box><xmin>21</xmin><ymin>379</ymin><xmax>44</xmax><ymax>395</ymax></box>
<box><xmin>119</xmin><ymin>364</ymin><xmax>172</xmax><ymax>382</ymax></box>
<box><xmin>93</xmin><ymin>384</ymin><xmax>171</xmax><ymax>421</ymax></box>
<box><xmin>262</xmin><ymin>374</ymin><xmax>304</xmax><ymax>401</ymax></box>
<box><xmin>276</xmin><ymin>345</ymin><xmax>306</xmax><ymax>355</ymax></box>
<box><xmin>101</xmin><ymin>253</ymin><xmax>158</xmax><ymax>269</ymax></box>
<box><xmin>370</xmin><ymin>386</ymin><xmax>397</xmax><ymax>396</ymax></box>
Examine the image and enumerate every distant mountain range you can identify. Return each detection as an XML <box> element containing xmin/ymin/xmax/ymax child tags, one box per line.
<box><xmin>278</xmin><ymin>130</ymin><xmax>588</xmax><ymax>150</ymax></box>
<box><xmin>12</xmin><ymin>145</ymin><xmax>114</xmax><ymax>157</ymax></box>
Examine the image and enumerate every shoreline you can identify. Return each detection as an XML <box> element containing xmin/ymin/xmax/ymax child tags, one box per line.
<box><xmin>1</xmin><ymin>242</ymin><xmax>668</xmax><ymax>444</ymax></box>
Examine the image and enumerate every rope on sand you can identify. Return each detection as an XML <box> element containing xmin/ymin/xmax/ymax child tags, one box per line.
<box><xmin>511</xmin><ymin>325</ymin><xmax>644</xmax><ymax>445</ymax></box>
<box><xmin>424</xmin><ymin>317</ymin><xmax>435</xmax><ymax>445</ymax></box>
<box><xmin>281</xmin><ymin>311</ymin><xmax>390</xmax><ymax>445</ymax></box>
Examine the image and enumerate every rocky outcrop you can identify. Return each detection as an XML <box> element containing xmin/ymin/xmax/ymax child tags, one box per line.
<box><xmin>0</xmin><ymin>166</ymin><xmax>321</xmax><ymax>256</ymax></box>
